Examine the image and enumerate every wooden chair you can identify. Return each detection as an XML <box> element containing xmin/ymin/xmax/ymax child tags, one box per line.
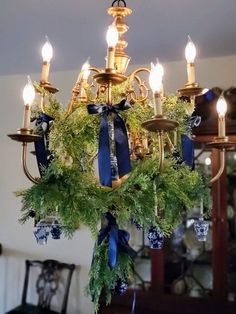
<box><xmin>6</xmin><ymin>259</ymin><xmax>75</xmax><ymax>314</ymax></box>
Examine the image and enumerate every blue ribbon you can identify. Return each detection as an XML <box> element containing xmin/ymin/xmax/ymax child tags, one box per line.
<box><xmin>87</xmin><ymin>99</ymin><xmax>131</xmax><ymax>187</ymax></box>
<box><xmin>179</xmin><ymin>115</ymin><xmax>201</xmax><ymax>169</ymax></box>
<box><xmin>34</xmin><ymin>113</ymin><xmax>54</xmax><ymax>176</ymax></box>
<box><xmin>98</xmin><ymin>212</ymin><xmax>136</xmax><ymax>269</ymax></box>
<box><xmin>181</xmin><ymin>134</ymin><xmax>194</xmax><ymax>169</ymax></box>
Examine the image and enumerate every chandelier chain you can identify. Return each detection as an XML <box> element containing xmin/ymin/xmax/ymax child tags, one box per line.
<box><xmin>112</xmin><ymin>0</ymin><xmax>126</xmax><ymax>7</ymax></box>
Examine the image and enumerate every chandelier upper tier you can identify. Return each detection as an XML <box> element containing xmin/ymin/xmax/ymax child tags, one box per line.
<box><xmin>8</xmin><ymin>0</ymin><xmax>236</xmax><ymax>185</ymax></box>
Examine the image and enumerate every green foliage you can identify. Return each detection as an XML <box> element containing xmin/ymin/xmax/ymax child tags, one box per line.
<box><xmin>16</xmin><ymin>83</ymin><xmax>212</xmax><ymax>310</ymax></box>
<box><xmin>87</xmin><ymin>241</ymin><xmax>133</xmax><ymax>313</ymax></box>
<box><xmin>108</xmin><ymin>156</ymin><xmax>212</xmax><ymax>234</ymax></box>
<box><xmin>49</xmin><ymin>106</ymin><xmax>99</xmax><ymax>165</ymax></box>
<box><xmin>17</xmin><ymin>87</ymin><xmax>212</xmax><ymax>234</ymax></box>
<box><xmin>17</xmin><ymin>154</ymin><xmax>211</xmax><ymax>237</ymax></box>
<box><xmin>17</xmin><ymin>160</ymin><xmax>105</xmax><ymax>236</ymax></box>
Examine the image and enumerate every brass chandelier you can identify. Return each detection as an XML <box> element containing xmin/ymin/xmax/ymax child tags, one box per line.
<box><xmin>8</xmin><ymin>0</ymin><xmax>235</xmax><ymax>185</ymax></box>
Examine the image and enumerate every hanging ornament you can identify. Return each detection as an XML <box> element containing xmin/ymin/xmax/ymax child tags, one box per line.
<box><xmin>33</xmin><ymin>220</ymin><xmax>50</xmax><ymax>245</ymax></box>
<box><xmin>50</xmin><ymin>219</ymin><xmax>62</xmax><ymax>240</ymax></box>
<box><xmin>194</xmin><ymin>217</ymin><xmax>209</xmax><ymax>242</ymax></box>
<box><xmin>131</xmin><ymin>218</ymin><xmax>143</xmax><ymax>230</ymax></box>
<box><xmin>113</xmin><ymin>278</ymin><xmax>128</xmax><ymax>295</ymax></box>
<box><xmin>147</xmin><ymin>226</ymin><xmax>165</xmax><ymax>249</ymax></box>
<box><xmin>110</xmin><ymin>153</ymin><xmax>119</xmax><ymax>180</ymax></box>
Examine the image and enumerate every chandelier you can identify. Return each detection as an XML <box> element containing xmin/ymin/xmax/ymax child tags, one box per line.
<box><xmin>6</xmin><ymin>0</ymin><xmax>236</xmax><ymax>309</ymax></box>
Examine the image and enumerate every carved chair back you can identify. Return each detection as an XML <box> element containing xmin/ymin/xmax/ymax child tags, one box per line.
<box><xmin>22</xmin><ymin>259</ymin><xmax>75</xmax><ymax>314</ymax></box>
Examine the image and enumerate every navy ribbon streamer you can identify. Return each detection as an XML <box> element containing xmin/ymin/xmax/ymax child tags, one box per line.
<box><xmin>87</xmin><ymin>99</ymin><xmax>131</xmax><ymax>187</ymax></box>
<box><xmin>180</xmin><ymin>115</ymin><xmax>201</xmax><ymax>169</ymax></box>
<box><xmin>34</xmin><ymin>113</ymin><xmax>54</xmax><ymax>176</ymax></box>
<box><xmin>98</xmin><ymin>212</ymin><xmax>136</xmax><ymax>269</ymax></box>
<box><xmin>181</xmin><ymin>134</ymin><xmax>194</xmax><ymax>169</ymax></box>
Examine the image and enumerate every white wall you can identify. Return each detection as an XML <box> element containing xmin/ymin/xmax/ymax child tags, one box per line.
<box><xmin>0</xmin><ymin>54</ymin><xmax>236</xmax><ymax>314</ymax></box>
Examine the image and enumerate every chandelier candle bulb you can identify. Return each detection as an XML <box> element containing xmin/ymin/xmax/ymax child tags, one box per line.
<box><xmin>107</xmin><ymin>47</ymin><xmax>115</xmax><ymax>69</ymax></box>
<box><xmin>76</xmin><ymin>60</ymin><xmax>91</xmax><ymax>84</ymax></box>
<box><xmin>81</xmin><ymin>60</ymin><xmax>91</xmax><ymax>81</ymax></box>
<box><xmin>149</xmin><ymin>60</ymin><xmax>164</xmax><ymax>116</ymax></box>
<box><xmin>154</xmin><ymin>92</ymin><xmax>163</xmax><ymax>116</ymax></box>
<box><xmin>185</xmin><ymin>36</ymin><xmax>197</xmax><ymax>85</ymax></box>
<box><xmin>40</xmin><ymin>38</ymin><xmax>53</xmax><ymax>83</ymax></box>
<box><xmin>187</xmin><ymin>63</ymin><xmax>195</xmax><ymax>85</ymax></box>
<box><xmin>40</xmin><ymin>95</ymin><xmax>44</xmax><ymax>112</ymax></box>
<box><xmin>23</xmin><ymin>105</ymin><xmax>31</xmax><ymax>129</ymax></box>
<box><xmin>106</xmin><ymin>23</ymin><xmax>119</xmax><ymax>69</ymax></box>
<box><xmin>216</xmin><ymin>95</ymin><xmax>227</xmax><ymax>137</ymax></box>
<box><xmin>22</xmin><ymin>76</ymin><xmax>36</xmax><ymax>129</ymax></box>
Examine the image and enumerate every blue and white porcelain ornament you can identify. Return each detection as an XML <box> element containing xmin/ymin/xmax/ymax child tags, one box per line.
<box><xmin>50</xmin><ymin>219</ymin><xmax>62</xmax><ymax>240</ymax></box>
<box><xmin>194</xmin><ymin>217</ymin><xmax>209</xmax><ymax>242</ymax></box>
<box><xmin>33</xmin><ymin>220</ymin><xmax>50</xmax><ymax>245</ymax></box>
<box><xmin>131</xmin><ymin>218</ymin><xmax>143</xmax><ymax>230</ymax></box>
<box><xmin>113</xmin><ymin>278</ymin><xmax>128</xmax><ymax>295</ymax></box>
<box><xmin>147</xmin><ymin>226</ymin><xmax>165</xmax><ymax>249</ymax></box>
<box><xmin>110</xmin><ymin>154</ymin><xmax>119</xmax><ymax>180</ymax></box>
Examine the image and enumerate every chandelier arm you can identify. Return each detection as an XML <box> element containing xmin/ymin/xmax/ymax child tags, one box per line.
<box><xmin>173</xmin><ymin>131</ymin><xmax>178</xmax><ymax>147</ymax></box>
<box><xmin>22</xmin><ymin>143</ymin><xmax>39</xmax><ymax>184</ymax></box>
<box><xmin>129</xmin><ymin>67</ymin><xmax>150</xmax><ymax>77</ymax></box>
<box><xmin>210</xmin><ymin>149</ymin><xmax>225</xmax><ymax>184</ymax></box>
<box><xmin>107</xmin><ymin>81</ymin><xmax>112</xmax><ymax>104</ymax></box>
<box><xmin>40</xmin><ymin>95</ymin><xmax>45</xmax><ymax>113</ymax></box>
<box><xmin>128</xmin><ymin>75</ymin><xmax>141</xmax><ymax>103</ymax></box>
<box><xmin>128</xmin><ymin>68</ymin><xmax>150</xmax><ymax>103</ymax></box>
<box><xmin>166</xmin><ymin>133</ymin><xmax>175</xmax><ymax>152</ymax></box>
<box><xmin>67</xmin><ymin>67</ymin><xmax>102</xmax><ymax>114</ymax></box>
<box><xmin>158</xmin><ymin>131</ymin><xmax>164</xmax><ymax>172</ymax></box>
<box><xmin>89</xmin><ymin>67</ymin><xmax>101</xmax><ymax>74</ymax></box>
<box><xmin>85</xmin><ymin>68</ymin><xmax>103</xmax><ymax>103</ymax></box>
<box><xmin>134</xmin><ymin>75</ymin><xmax>149</xmax><ymax>102</ymax></box>
<box><xmin>88</xmin><ymin>151</ymin><xmax>98</xmax><ymax>164</ymax></box>
<box><xmin>67</xmin><ymin>82</ymin><xmax>81</xmax><ymax>114</ymax></box>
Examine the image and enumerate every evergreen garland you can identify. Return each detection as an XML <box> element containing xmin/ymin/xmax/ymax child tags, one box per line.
<box><xmin>15</xmin><ymin>84</ymin><xmax>212</xmax><ymax>311</ymax></box>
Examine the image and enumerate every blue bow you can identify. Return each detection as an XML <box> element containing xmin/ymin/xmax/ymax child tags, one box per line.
<box><xmin>98</xmin><ymin>212</ymin><xmax>136</xmax><ymax>269</ymax></box>
<box><xmin>34</xmin><ymin>113</ymin><xmax>54</xmax><ymax>176</ymax></box>
<box><xmin>87</xmin><ymin>99</ymin><xmax>131</xmax><ymax>187</ymax></box>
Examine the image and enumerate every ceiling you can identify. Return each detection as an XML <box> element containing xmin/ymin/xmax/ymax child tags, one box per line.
<box><xmin>0</xmin><ymin>0</ymin><xmax>236</xmax><ymax>76</ymax></box>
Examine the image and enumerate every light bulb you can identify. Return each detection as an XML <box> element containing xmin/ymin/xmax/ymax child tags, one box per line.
<box><xmin>23</xmin><ymin>76</ymin><xmax>35</xmax><ymax>106</ymax></box>
<box><xmin>81</xmin><ymin>59</ymin><xmax>91</xmax><ymax>80</ymax></box>
<box><xmin>106</xmin><ymin>23</ymin><xmax>119</xmax><ymax>48</ymax></box>
<box><xmin>149</xmin><ymin>61</ymin><xmax>164</xmax><ymax>93</ymax></box>
<box><xmin>216</xmin><ymin>95</ymin><xmax>227</xmax><ymax>118</ymax></box>
<box><xmin>185</xmin><ymin>36</ymin><xmax>196</xmax><ymax>63</ymax></box>
<box><xmin>205</xmin><ymin>157</ymin><xmax>211</xmax><ymax>166</ymax></box>
<box><xmin>42</xmin><ymin>37</ymin><xmax>53</xmax><ymax>62</ymax></box>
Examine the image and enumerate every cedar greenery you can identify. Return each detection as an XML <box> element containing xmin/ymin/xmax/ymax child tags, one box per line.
<box><xmin>15</xmin><ymin>85</ymin><xmax>212</xmax><ymax>311</ymax></box>
<box><xmin>87</xmin><ymin>242</ymin><xmax>133</xmax><ymax>313</ymax></box>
